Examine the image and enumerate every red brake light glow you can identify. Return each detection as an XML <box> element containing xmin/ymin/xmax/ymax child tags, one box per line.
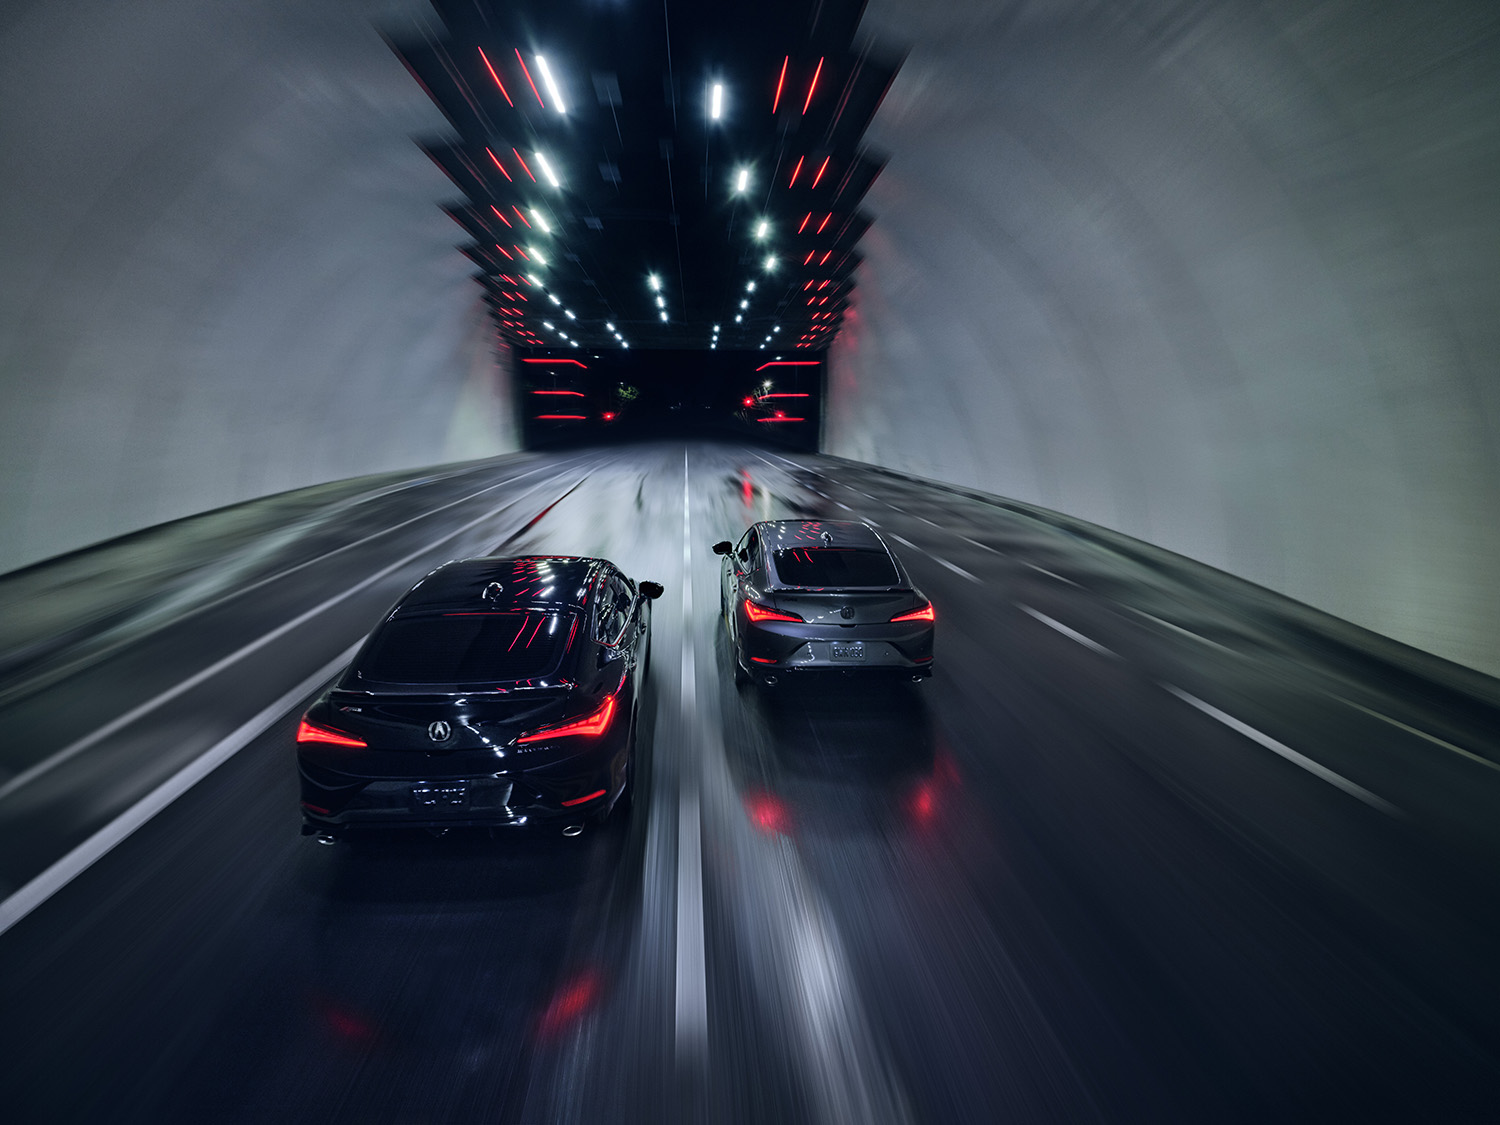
<box><xmin>561</xmin><ymin>789</ymin><xmax>607</xmax><ymax>807</ymax></box>
<box><xmin>296</xmin><ymin>719</ymin><xmax>367</xmax><ymax>748</ymax></box>
<box><xmin>518</xmin><ymin>693</ymin><xmax>618</xmax><ymax>743</ymax></box>
<box><xmin>745</xmin><ymin>601</ymin><xmax>804</xmax><ymax>623</ymax></box>
<box><xmin>477</xmin><ymin>47</ymin><xmax>514</xmax><ymax>107</ymax></box>
<box><xmin>890</xmin><ymin>603</ymin><xmax>935</xmax><ymax>623</ymax></box>
<box><xmin>772</xmin><ymin>56</ymin><xmax>788</xmax><ymax>114</ymax></box>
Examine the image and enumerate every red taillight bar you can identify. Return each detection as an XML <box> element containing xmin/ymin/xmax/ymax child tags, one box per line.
<box><xmin>517</xmin><ymin>693</ymin><xmax>618</xmax><ymax>743</ymax></box>
<box><xmin>745</xmin><ymin>601</ymin><xmax>804</xmax><ymax>623</ymax></box>
<box><xmin>296</xmin><ymin>719</ymin><xmax>367</xmax><ymax>748</ymax></box>
<box><xmin>890</xmin><ymin>603</ymin><xmax>935</xmax><ymax>623</ymax></box>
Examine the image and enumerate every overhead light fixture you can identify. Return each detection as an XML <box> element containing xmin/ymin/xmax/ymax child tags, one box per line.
<box><xmin>740</xmin><ymin>299</ymin><xmax>749</xmax><ymax>309</ymax></box>
<box><xmin>713</xmin><ymin>324</ymin><xmax>720</xmax><ymax>332</ymax></box>
<box><xmin>533</xmin><ymin>151</ymin><xmax>561</xmax><ymax>188</ymax></box>
<box><xmin>735</xmin><ymin>314</ymin><xmax>743</xmax><ymax>323</ymax></box>
<box><xmin>548</xmin><ymin>293</ymin><xmax>561</xmax><ymax>304</ymax></box>
<box><xmin>746</xmin><ymin>281</ymin><xmax>756</xmax><ymax>292</ymax></box>
<box><xmin>623</xmin><ymin>342</ymin><xmax>630</xmax><ymax>348</ymax></box>
<box><xmin>764</xmin><ymin>255</ymin><xmax>777</xmax><ymax>272</ymax></box>
<box><xmin>530</xmin><ymin>246</ymin><xmax>548</xmax><ymax>265</ymax></box>
<box><xmin>535</xmin><ymin>55</ymin><xmax>566</xmax><ymax>113</ymax></box>
<box><xmin>754</xmin><ymin>220</ymin><xmax>769</xmax><ymax>240</ymax></box>
<box><xmin>656</xmin><ymin>295</ymin><xmax>665</xmax><ymax>308</ymax></box>
<box><xmin>526</xmin><ymin>274</ymin><xmax>541</xmax><ymax>286</ymax></box>
<box><xmin>648</xmin><ymin>273</ymin><xmax>662</xmax><ymax>291</ymax></box>
<box><xmin>565</xmin><ymin>310</ymin><xmax>575</xmax><ymax>319</ymax></box>
<box><xmin>543</xmin><ymin>321</ymin><xmax>555</xmax><ymax>330</ymax></box>
<box><xmin>735</xmin><ymin>167</ymin><xmax>749</xmax><ymax>193</ymax></box>
<box><xmin>530</xmin><ymin>209</ymin><xmax>551</xmax><ymax>233</ymax></box>
<box><xmin>606</xmin><ymin>322</ymin><xmax>616</xmax><ymax>332</ymax></box>
<box><xmin>711</xmin><ymin>82</ymin><xmax>724</xmax><ymax>120</ymax></box>
<box><xmin>773</xmin><ymin>325</ymin><xmax>780</xmax><ymax>333</ymax></box>
<box><xmin>659</xmin><ymin>310</ymin><xmax>668</xmax><ymax>321</ymax></box>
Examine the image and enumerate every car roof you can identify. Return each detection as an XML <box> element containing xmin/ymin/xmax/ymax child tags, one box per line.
<box><xmin>756</xmin><ymin>519</ymin><xmax>889</xmax><ymax>552</ymax></box>
<box><xmin>395</xmin><ymin>556</ymin><xmax>605</xmax><ymax>615</ymax></box>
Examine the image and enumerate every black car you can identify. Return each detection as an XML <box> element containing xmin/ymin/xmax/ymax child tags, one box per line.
<box><xmin>297</xmin><ymin>555</ymin><xmax>662</xmax><ymax>840</ymax></box>
<box><xmin>713</xmin><ymin>519</ymin><xmax>934</xmax><ymax>686</ymax></box>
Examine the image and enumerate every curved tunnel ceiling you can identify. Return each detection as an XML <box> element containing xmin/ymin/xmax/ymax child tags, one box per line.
<box><xmin>393</xmin><ymin>0</ymin><xmax>900</xmax><ymax>354</ymax></box>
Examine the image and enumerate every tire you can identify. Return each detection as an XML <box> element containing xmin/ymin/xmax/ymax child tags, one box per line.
<box><xmin>732</xmin><ymin>647</ymin><xmax>751</xmax><ymax>687</ymax></box>
<box><xmin>593</xmin><ymin>719</ymin><xmax>636</xmax><ymax>825</ymax></box>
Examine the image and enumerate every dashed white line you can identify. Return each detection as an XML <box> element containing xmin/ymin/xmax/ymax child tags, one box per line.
<box><xmin>934</xmin><ymin>556</ymin><xmax>979</xmax><ymax>582</ymax></box>
<box><xmin>888</xmin><ymin>532</ymin><xmax>917</xmax><ymax>549</ymax></box>
<box><xmin>836</xmin><ymin>502</ymin><xmax>853</xmax><ymax>511</ymax></box>
<box><xmin>1162</xmin><ymin>685</ymin><xmax>1402</xmax><ymax>816</ymax></box>
<box><xmin>1125</xmin><ymin>606</ymin><xmax>1235</xmax><ymax>654</ymax></box>
<box><xmin>1018</xmin><ymin>604</ymin><xmax>1118</xmax><ymax>659</ymax></box>
<box><xmin>1022</xmin><ymin>560</ymin><xmax>1080</xmax><ymax>587</ymax></box>
<box><xmin>962</xmin><ymin>536</ymin><xmax>1000</xmax><ymax>554</ymax></box>
<box><xmin>0</xmin><ymin>641</ymin><xmax>363</xmax><ymax>936</ymax></box>
<box><xmin>676</xmin><ymin>452</ymin><xmax>708</xmax><ymax>1057</ymax></box>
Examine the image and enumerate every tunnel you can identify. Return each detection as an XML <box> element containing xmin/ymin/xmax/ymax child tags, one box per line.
<box><xmin>2</xmin><ymin>0</ymin><xmax>1499</xmax><ymax>1121</ymax></box>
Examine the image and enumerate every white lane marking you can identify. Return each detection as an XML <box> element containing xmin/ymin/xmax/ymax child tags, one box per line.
<box><xmin>676</xmin><ymin>451</ymin><xmax>708</xmax><ymax>1055</ymax></box>
<box><xmin>0</xmin><ymin>641</ymin><xmax>362</xmax><ymax>937</ymax></box>
<box><xmin>836</xmin><ymin>502</ymin><xmax>852</xmax><ymax>511</ymax></box>
<box><xmin>918</xmin><ymin>516</ymin><xmax>939</xmax><ymax>527</ymax></box>
<box><xmin>1022</xmin><ymin>560</ymin><xmax>1081</xmax><ymax>587</ymax></box>
<box><xmin>888</xmin><ymin>532</ymin><xmax>917</xmax><ymax>549</ymax></box>
<box><xmin>962</xmin><ymin>536</ymin><xmax>1000</xmax><ymax>554</ymax></box>
<box><xmin>1018</xmin><ymin>604</ymin><xmax>1118</xmax><ymax>659</ymax></box>
<box><xmin>1326</xmin><ymin>693</ymin><xmax>1500</xmax><ymax>775</ymax></box>
<box><xmin>1125</xmin><ymin>606</ymin><xmax>1235</xmax><ymax>654</ymax></box>
<box><xmin>888</xmin><ymin>504</ymin><xmax>905</xmax><ymax>513</ymax></box>
<box><xmin>934</xmin><ymin>556</ymin><xmax>979</xmax><ymax>583</ymax></box>
<box><xmin>0</xmin><ymin>475</ymin><xmax>588</xmax><ymax>805</ymax></box>
<box><xmin>1162</xmin><ymin>685</ymin><xmax>1403</xmax><ymax>817</ymax></box>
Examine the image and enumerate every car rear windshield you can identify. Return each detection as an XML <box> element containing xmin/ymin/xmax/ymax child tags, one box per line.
<box><xmin>354</xmin><ymin>612</ymin><xmax>575</xmax><ymax>685</ymax></box>
<box><xmin>772</xmin><ymin>548</ymin><xmax>900</xmax><ymax>588</ymax></box>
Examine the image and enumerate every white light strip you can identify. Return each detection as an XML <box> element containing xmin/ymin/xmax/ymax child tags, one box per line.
<box><xmin>711</xmin><ymin>82</ymin><xmax>724</xmax><ymax>119</ymax></box>
<box><xmin>533</xmin><ymin>151</ymin><xmax>561</xmax><ymax>188</ymax></box>
<box><xmin>535</xmin><ymin>55</ymin><xmax>566</xmax><ymax>114</ymax></box>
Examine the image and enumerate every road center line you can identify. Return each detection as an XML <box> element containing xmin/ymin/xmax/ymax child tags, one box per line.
<box><xmin>1162</xmin><ymin>685</ymin><xmax>1403</xmax><ymax>817</ymax></box>
<box><xmin>1018</xmin><ymin>604</ymin><xmax>1119</xmax><ymax>659</ymax></box>
<box><xmin>0</xmin><ymin>473</ymin><xmax>590</xmax><ymax>805</ymax></box>
<box><xmin>0</xmin><ymin>641</ymin><xmax>362</xmax><ymax>937</ymax></box>
<box><xmin>676</xmin><ymin>451</ymin><xmax>708</xmax><ymax>1058</ymax></box>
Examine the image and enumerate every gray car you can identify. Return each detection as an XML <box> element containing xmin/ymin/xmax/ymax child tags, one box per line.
<box><xmin>713</xmin><ymin>519</ymin><xmax>935</xmax><ymax>687</ymax></box>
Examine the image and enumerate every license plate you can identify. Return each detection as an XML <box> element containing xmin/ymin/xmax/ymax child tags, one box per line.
<box><xmin>830</xmin><ymin>642</ymin><xmax>865</xmax><ymax>661</ymax></box>
<box><xmin>411</xmin><ymin>783</ymin><xmax>468</xmax><ymax>809</ymax></box>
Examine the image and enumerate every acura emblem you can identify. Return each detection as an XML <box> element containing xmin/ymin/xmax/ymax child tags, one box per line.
<box><xmin>428</xmin><ymin>720</ymin><xmax>452</xmax><ymax>742</ymax></box>
<box><xmin>841</xmin><ymin>605</ymin><xmax>855</xmax><ymax>619</ymax></box>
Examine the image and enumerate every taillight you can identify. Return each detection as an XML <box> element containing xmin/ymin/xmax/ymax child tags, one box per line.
<box><xmin>518</xmin><ymin>693</ymin><xmax>618</xmax><ymax>744</ymax></box>
<box><xmin>890</xmin><ymin>603</ymin><xmax>935</xmax><ymax>623</ymax></box>
<box><xmin>745</xmin><ymin>601</ymin><xmax>803</xmax><ymax>624</ymax></box>
<box><xmin>295</xmin><ymin>718</ymin><xmax>367</xmax><ymax>748</ymax></box>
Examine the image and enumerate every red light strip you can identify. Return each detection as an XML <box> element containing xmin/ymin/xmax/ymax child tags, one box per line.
<box><xmin>798</xmin><ymin>212</ymin><xmax>811</xmax><ymax>233</ymax></box>
<box><xmin>758</xmin><ymin>417</ymin><xmax>807</xmax><ymax>423</ymax></box>
<box><xmin>512</xmin><ymin>205</ymin><xmax>531</xmax><ymax>228</ymax></box>
<box><xmin>515</xmin><ymin>49</ymin><xmax>545</xmax><ymax>107</ymax></box>
<box><xmin>485</xmin><ymin>149</ymin><xmax>513</xmax><ymax>182</ymax></box>
<box><xmin>761</xmin><ymin>392</ymin><xmax>810</xmax><ymax>398</ymax></box>
<box><xmin>514</xmin><ymin>292</ymin><xmax>527</xmax><ymax>301</ymax></box>
<box><xmin>811</xmin><ymin>155</ymin><xmax>831</xmax><ymax>188</ymax></box>
<box><xmin>535</xmin><ymin>414</ymin><xmax>587</xmax><ymax>420</ymax></box>
<box><xmin>803</xmin><ymin>250</ymin><xmax>815</xmax><ymax>265</ymax></box>
<box><xmin>562</xmin><ymin>788</ymin><xmax>608</xmax><ymax>807</ymax></box>
<box><xmin>816</xmin><ymin>212</ymin><xmax>832</xmax><ymax>234</ymax></box>
<box><xmin>818</xmin><ymin>280</ymin><xmax>830</xmax><ymax>290</ymax></box>
<box><xmin>755</xmin><ymin>360</ymin><xmax>820</xmax><ymax>370</ymax></box>
<box><xmin>820</xmin><ymin>250</ymin><xmax>832</xmax><ymax>264</ymax></box>
<box><xmin>514</xmin><ymin>245</ymin><xmax>530</xmax><ymax>260</ymax></box>
<box><xmin>788</xmin><ymin>155</ymin><xmax>805</xmax><ymax>187</ymax></box>
<box><xmin>295</xmin><ymin>719</ymin><xmax>367</xmax><ymax>748</ymax></box>
<box><xmin>500</xmin><ymin>274</ymin><xmax>516</xmax><ymax>284</ymax></box>
<box><xmin>522</xmin><ymin>358</ymin><xmax>589</xmax><ymax>367</ymax></box>
<box><xmin>490</xmin><ymin>204</ymin><xmax>512</xmax><ymax>227</ymax></box>
<box><xmin>496</xmin><ymin>245</ymin><xmax>514</xmax><ymax>259</ymax></box>
<box><xmin>477</xmin><ymin>47</ymin><xmax>514</xmax><ymax>107</ymax></box>
<box><xmin>803</xmin><ymin>280</ymin><xmax>814</xmax><ymax>290</ymax></box>
<box><xmin>803</xmin><ymin>57</ymin><xmax>823</xmax><ymax>114</ymax></box>
<box><xmin>519</xmin><ymin>693</ymin><xmax>617</xmax><ymax>742</ymax></box>
<box><xmin>532</xmin><ymin>390</ymin><xmax>586</xmax><ymax>396</ymax></box>
<box><xmin>772</xmin><ymin>55</ymin><xmax>788</xmax><ymax>113</ymax></box>
<box><xmin>512</xmin><ymin>148</ymin><xmax>537</xmax><ymax>182</ymax></box>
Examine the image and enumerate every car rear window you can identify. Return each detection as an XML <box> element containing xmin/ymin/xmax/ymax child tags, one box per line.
<box><xmin>355</xmin><ymin>612</ymin><xmax>575</xmax><ymax>685</ymax></box>
<box><xmin>772</xmin><ymin>548</ymin><xmax>900</xmax><ymax>588</ymax></box>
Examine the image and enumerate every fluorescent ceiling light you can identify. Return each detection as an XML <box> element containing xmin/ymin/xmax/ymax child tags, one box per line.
<box><xmin>711</xmin><ymin>83</ymin><xmax>724</xmax><ymax>120</ymax></box>
<box><xmin>533</xmin><ymin>151</ymin><xmax>561</xmax><ymax>187</ymax></box>
<box><xmin>535</xmin><ymin>55</ymin><xmax>566</xmax><ymax>113</ymax></box>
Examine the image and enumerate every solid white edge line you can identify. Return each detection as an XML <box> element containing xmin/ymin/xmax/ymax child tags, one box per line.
<box><xmin>0</xmin><ymin>641</ymin><xmax>362</xmax><ymax>937</ymax></box>
<box><xmin>1162</xmin><ymin>685</ymin><xmax>1403</xmax><ymax>817</ymax></box>
<box><xmin>1325</xmin><ymin>692</ymin><xmax>1500</xmax><ymax>774</ymax></box>
<box><xmin>934</xmin><ymin>555</ymin><xmax>980</xmax><ymax>583</ymax></box>
<box><xmin>1018</xmin><ymin>604</ymin><xmax>1118</xmax><ymax>659</ymax></box>
<box><xmin>0</xmin><ymin>473</ymin><xmax>589</xmax><ymax>804</ymax></box>
<box><xmin>676</xmin><ymin>451</ymin><xmax>708</xmax><ymax>1055</ymax></box>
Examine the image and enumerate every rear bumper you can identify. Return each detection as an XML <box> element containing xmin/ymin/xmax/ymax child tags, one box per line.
<box><xmin>739</xmin><ymin>619</ymin><xmax>935</xmax><ymax>670</ymax></box>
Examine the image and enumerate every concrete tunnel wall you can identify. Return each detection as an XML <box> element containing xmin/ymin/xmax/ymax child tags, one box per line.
<box><xmin>833</xmin><ymin>0</ymin><xmax>1500</xmax><ymax>676</ymax></box>
<box><xmin>0</xmin><ymin>0</ymin><xmax>517</xmax><ymax>576</ymax></box>
<box><xmin>1</xmin><ymin>0</ymin><xmax>1498</xmax><ymax>678</ymax></box>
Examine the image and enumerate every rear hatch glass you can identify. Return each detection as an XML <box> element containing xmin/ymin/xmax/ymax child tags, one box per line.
<box><xmin>354</xmin><ymin>611</ymin><xmax>576</xmax><ymax>686</ymax></box>
<box><xmin>772</xmin><ymin>548</ymin><xmax>900</xmax><ymax>588</ymax></box>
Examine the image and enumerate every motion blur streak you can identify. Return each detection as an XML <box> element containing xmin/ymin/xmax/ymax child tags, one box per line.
<box><xmin>2</xmin><ymin>445</ymin><xmax>1499</xmax><ymax>1123</ymax></box>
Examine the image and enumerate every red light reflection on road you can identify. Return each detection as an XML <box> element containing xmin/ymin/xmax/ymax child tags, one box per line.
<box><xmin>744</xmin><ymin>790</ymin><xmax>792</xmax><ymax>835</ymax></box>
<box><xmin>536</xmin><ymin>968</ymin><xmax>603</xmax><ymax>1038</ymax></box>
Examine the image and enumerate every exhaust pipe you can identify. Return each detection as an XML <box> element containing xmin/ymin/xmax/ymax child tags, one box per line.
<box><xmin>315</xmin><ymin>833</ymin><xmax>339</xmax><ymax>846</ymax></box>
<box><xmin>562</xmin><ymin>824</ymin><xmax>584</xmax><ymax>837</ymax></box>
<box><xmin>762</xmin><ymin>675</ymin><xmax>779</xmax><ymax>686</ymax></box>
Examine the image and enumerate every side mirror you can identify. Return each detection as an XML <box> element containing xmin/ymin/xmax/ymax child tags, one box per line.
<box><xmin>639</xmin><ymin>581</ymin><xmax>665</xmax><ymax>600</ymax></box>
<box><xmin>711</xmin><ymin>541</ymin><xmax>733</xmax><ymax>556</ymax></box>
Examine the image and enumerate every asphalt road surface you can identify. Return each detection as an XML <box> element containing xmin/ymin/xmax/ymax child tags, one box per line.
<box><xmin>2</xmin><ymin>442</ymin><xmax>1499</xmax><ymax>1123</ymax></box>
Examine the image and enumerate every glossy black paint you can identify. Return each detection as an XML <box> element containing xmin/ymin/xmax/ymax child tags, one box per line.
<box><xmin>297</xmin><ymin>555</ymin><xmax>659</xmax><ymax>834</ymax></box>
